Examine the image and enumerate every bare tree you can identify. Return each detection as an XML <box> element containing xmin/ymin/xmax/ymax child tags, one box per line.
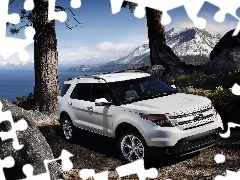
<box><xmin>146</xmin><ymin>8</ymin><xmax>166</xmax><ymax>65</ymax></box>
<box><xmin>122</xmin><ymin>2</ymin><xmax>166</xmax><ymax>65</ymax></box>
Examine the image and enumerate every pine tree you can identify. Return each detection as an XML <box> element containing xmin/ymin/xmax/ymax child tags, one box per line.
<box><xmin>9</xmin><ymin>0</ymin><xmax>81</xmax><ymax>113</ymax></box>
<box><xmin>31</xmin><ymin>0</ymin><xmax>59</xmax><ymax>113</ymax></box>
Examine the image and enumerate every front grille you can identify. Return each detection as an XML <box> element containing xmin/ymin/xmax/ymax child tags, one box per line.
<box><xmin>186</xmin><ymin>134</ymin><xmax>217</xmax><ymax>151</ymax></box>
<box><xmin>176</xmin><ymin>134</ymin><xmax>218</xmax><ymax>154</ymax></box>
<box><xmin>169</xmin><ymin>104</ymin><xmax>215</xmax><ymax>130</ymax></box>
<box><xmin>178</xmin><ymin>114</ymin><xmax>214</xmax><ymax>130</ymax></box>
<box><xmin>170</xmin><ymin>104</ymin><xmax>212</xmax><ymax>119</ymax></box>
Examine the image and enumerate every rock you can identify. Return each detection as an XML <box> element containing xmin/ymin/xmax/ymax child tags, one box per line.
<box><xmin>137</xmin><ymin>65</ymin><xmax>165</xmax><ymax>77</ymax></box>
<box><xmin>210</xmin><ymin>29</ymin><xmax>240</xmax><ymax>60</ymax></box>
<box><xmin>149</xmin><ymin>40</ymin><xmax>203</xmax><ymax>83</ymax></box>
<box><xmin>151</xmin><ymin>40</ymin><xmax>186</xmax><ymax>71</ymax></box>
<box><xmin>0</xmin><ymin>99</ymin><xmax>62</xmax><ymax>180</ymax></box>
<box><xmin>205</xmin><ymin>29</ymin><xmax>240</xmax><ymax>73</ymax></box>
<box><xmin>205</xmin><ymin>47</ymin><xmax>240</xmax><ymax>73</ymax></box>
<box><xmin>12</xmin><ymin>92</ymin><xmax>35</xmax><ymax>110</ymax></box>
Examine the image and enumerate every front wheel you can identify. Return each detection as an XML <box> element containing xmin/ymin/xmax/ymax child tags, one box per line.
<box><xmin>118</xmin><ymin>130</ymin><xmax>146</xmax><ymax>163</ymax></box>
<box><xmin>61</xmin><ymin>115</ymin><xmax>77</xmax><ymax>143</ymax></box>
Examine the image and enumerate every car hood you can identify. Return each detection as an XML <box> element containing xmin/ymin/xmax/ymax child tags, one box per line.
<box><xmin>120</xmin><ymin>93</ymin><xmax>211</xmax><ymax>114</ymax></box>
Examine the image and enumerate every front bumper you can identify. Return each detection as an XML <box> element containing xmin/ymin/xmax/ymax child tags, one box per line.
<box><xmin>147</xmin><ymin>127</ymin><xmax>222</xmax><ymax>159</ymax></box>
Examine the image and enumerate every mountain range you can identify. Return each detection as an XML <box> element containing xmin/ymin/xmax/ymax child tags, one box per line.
<box><xmin>0</xmin><ymin>27</ymin><xmax>222</xmax><ymax>70</ymax></box>
<box><xmin>69</xmin><ymin>27</ymin><xmax>222</xmax><ymax>72</ymax></box>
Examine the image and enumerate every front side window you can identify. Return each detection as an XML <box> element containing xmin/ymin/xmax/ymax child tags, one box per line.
<box><xmin>108</xmin><ymin>76</ymin><xmax>177</xmax><ymax>104</ymax></box>
<box><xmin>70</xmin><ymin>83</ymin><xmax>91</xmax><ymax>101</ymax></box>
<box><xmin>90</xmin><ymin>83</ymin><xmax>112</xmax><ymax>102</ymax></box>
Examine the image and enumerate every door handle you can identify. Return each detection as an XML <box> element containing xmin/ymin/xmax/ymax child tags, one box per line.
<box><xmin>87</xmin><ymin>106</ymin><xmax>93</xmax><ymax>110</ymax></box>
<box><xmin>68</xmin><ymin>102</ymin><xmax>72</xmax><ymax>105</ymax></box>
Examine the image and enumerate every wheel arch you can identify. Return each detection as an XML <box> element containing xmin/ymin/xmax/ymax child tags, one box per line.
<box><xmin>115</xmin><ymin>122</ymin><xmax>143</xmax><ymax>140</ymax></box>
<box><xmin>60</xmin><ymin>111</ymin><xmax>70</xmax><ymax>121</ymax></box>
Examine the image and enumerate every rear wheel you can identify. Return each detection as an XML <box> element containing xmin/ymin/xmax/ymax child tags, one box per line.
<box><xmin>118</xmin><ymin>130</ymin><xmax>146</xmax><ymax>163</ymax></box>
<box><xmin>61</xmin><ymin>115</ymin><xmax>77</xmax><ymax>143</ymax></box>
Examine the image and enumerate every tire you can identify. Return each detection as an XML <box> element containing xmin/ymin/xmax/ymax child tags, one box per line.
<box><xmin>60</xmin><ymin>115</ymin><xmax>77</xmax><ymax>143</ymax></box>
<box><xmin>118</xmin><ymin>130</ymin><xmax>147</xmax><ymax>163</ymax></box>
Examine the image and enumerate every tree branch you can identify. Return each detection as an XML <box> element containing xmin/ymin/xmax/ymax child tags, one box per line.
<box><xmin>9</xmin><ymin>0</ymin><xmax>15</xmax><ymax>5</ymax></box>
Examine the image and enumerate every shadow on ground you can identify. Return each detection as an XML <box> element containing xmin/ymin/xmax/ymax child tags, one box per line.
<box><xmin>39</xmin><ymin>125</ymin><xmax>203</xmax><ymax>171</ymax></box>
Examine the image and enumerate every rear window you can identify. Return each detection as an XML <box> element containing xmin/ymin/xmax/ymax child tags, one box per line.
<box><xmin>60</xmin><ymin>84</ymin><xmax>71</xmax><ymax>97</ymax></box>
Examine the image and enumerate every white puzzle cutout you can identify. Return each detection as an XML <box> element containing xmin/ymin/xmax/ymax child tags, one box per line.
<box><xmin>1</xmin><ymin>0</ymin><xmax>240</xmax><ymax>179</ymax></box>
<box><xmin>110</xmin><ymin>0</ymin><xmax>240</xmax><ymax>35</ymax></box>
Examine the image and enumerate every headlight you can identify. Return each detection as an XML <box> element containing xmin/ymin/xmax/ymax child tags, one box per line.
<box><xmin>140</xmin><ymin>114</ymin><xmax>174</xmax><ymax>127</ymax></box>
<box><xmin>210</xmin><ymin>102</ymin><xmax>214</xmax><ymax>109</ymax></box>
<box><xmin>211</xmin><ymin>102</ymin><xmax>218</xmax><ymax>115</ymax></box>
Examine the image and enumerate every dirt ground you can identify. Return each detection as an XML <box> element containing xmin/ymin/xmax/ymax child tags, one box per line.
<box><xmin>39</xmin><ymin>121</ymin><xmax>240</xmax><ymax>180</ymax></box>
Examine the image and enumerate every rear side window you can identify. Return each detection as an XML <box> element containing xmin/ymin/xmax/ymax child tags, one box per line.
<box><xmin>70</xmin><ymin>83</ymin><xmax>91</xmax><ymax>101</ymax></box>
<box><xmin>60</xmin><ymin>84</ymin><xmax>71</xmax><ymax>97</ymax></box>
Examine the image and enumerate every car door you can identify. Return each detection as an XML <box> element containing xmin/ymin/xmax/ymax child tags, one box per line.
<box><xmin>68</xmin><ymin>83</ymin><xmax>95</xmax><ymax>130</ymax></box>
<box><xmin>86</xmin><ymin>83</ymin><xmax>115</xmax><ymax>136</ymax></box>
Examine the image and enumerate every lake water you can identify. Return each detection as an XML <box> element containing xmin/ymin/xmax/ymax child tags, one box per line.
<box><xmin>0</xmin><ymin>68</ymin><xmax>102</xmax><ymax>102</ymax></box>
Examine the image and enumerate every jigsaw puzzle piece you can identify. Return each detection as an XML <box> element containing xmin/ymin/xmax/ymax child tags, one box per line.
<box><xmin>0</xmin><ymin>0</ymin><xmax>20</xmax><ymax>37</ymax></box>
<box><xmin>206</xmin><ymin>0</ymin><xmax>240</xmax><ymax>35</ymax></box>
<box><xmin>22</xmin><ymin>164</ymin><xmax>50</xmax><ymax>180</ymax></box>
<box><xmin>220</xmin><ymin>122</ymin><xmax>240</xmax><ymax>138</ymax></box>
<box><xmin>48</xmin><ymin>0</ymin><xmax>67</xmax><ymax>22</ymax></box>
<box><xmin>21</xmin><ymin>150</ymin><xmax>73</xmax><ymax>179</ymax></box>
<box><xmin>206</xmin><ymin>0</ymin><xmax>240</xmax><ymax>22</ymax></box>
<box><xmin>0</xmin><ymin>27</ymin><xmax>35</xmax><ymax>62</ymax></box>
<box><xmin>116</xmin><ymin>159</ymin><xmax>158</xmax><ymax>180</ymax></box>
<box><xmin>56</xmin><ymin>149</ymin><xmax>74</xmax><ymax>171</ymax></box>
<box><xmin>0</xmin><ymin>0</ymin><xmax>35</xmax><ymax>62</ymax></box>
<box><xmin>0</xmin><ymin>156</ymin><xmax>15</xmax><ymax>180</ymax></box>
<box><xmin>70</xmin><ymin>0</ymin><xmax>81</xmax><ymax>9</ymax></box>
<box><xmin>44</xmin><ymin>149</ymin><xmax>73</xmax><ymax>172</ymax></box>
<box><xmin>232</xmin><ymin>83</ymin><xmax>240</xmax><ymax>95</ymax></box>
<box><xmin>0</xmin><ymin>101</ymin><xmax>28</xmax><ymax>150</ymax></box>
<box><xmin>181</xmin><ymin>0</ymin><xmax>207</xmax><ymax>29</ymax></box>
<box><xmin>24</xmin><ymin>0</ymin><xmax>34</xmax><ymax>11</ymax></box>
<box><xmin>79</xmin><ymin>169</ymin><xmax>108</xmax><ymax>180</ymax></box>
<box><xmin>110</xmin><ymin>0</ymin><xmax>185</xmax><ymax>24</ymax></box>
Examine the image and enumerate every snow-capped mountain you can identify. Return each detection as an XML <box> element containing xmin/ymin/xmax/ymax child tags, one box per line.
<box><xmin>59</xmin><ymin>56</ymin><xmax>120</xmax><ymax>66</ymax></box>
<box><xmin>109</xmin><ymin>44</ymin><xmax>150</xmax><ymax>65</ymax></box>
<box><xmin>0</xmin><ymin>61</ymin><xmax>33</xmax><ymax>67</ymax></box>
<box><xmin>166</xmin><ymin>27</ymin><xmax>222</xmax><ymax>57</ymax></box>
<box><xmin>70</xmin><ymin>27</ymin><xmax>222</xmax><ymax>72</ymax></box>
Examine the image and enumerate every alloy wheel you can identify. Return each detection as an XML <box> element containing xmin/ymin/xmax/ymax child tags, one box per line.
<box><xmin>62</xmin><ymin>119</ymin><xmax>73</xmax><ymax>140</ymax></box>
<box><xmin>120</xmin><ymin>134</ymin><xmax>144</xmax><ymax>162</ymax></box>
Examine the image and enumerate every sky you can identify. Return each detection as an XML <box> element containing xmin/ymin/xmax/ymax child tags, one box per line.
<box><xmin>5</xmin><ymin>0</ymin><xmax>240</xmax><ymax>64</ymax></box>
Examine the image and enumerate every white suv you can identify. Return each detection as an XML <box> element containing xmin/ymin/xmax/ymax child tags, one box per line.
<box><xmin>57</xmin><ymin>70</ymin><xmax>223</xmax><ymax>163</ymax></box>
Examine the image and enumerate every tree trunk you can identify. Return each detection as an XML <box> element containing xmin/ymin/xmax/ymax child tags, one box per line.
<box><xmin>146</xmin><ymin>8</ymin><xmax>166</xmax><ymax>65</ymax></box>
<box><xmin>32</xmin><ymin>0</ymin><xmax>59</xmax><ymax>113</ymax></box>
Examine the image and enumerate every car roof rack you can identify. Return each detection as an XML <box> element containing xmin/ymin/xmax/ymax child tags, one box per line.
<box><xmin>66</xmin><ymin>69</ymin><xmax>143</xmax><ymax>81</ymax></box>
<box><xmin>67</xmin><ymin>75</ymin><xmax>99</xmax><ymax>81</ymax></box>
<box><xmin>102</xmin><ymin>69</ymin><xmax>142</xmax><ymax>74</ymax></box>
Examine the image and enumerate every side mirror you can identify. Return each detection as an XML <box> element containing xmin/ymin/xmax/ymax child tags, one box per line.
<box><xmin>95</xmin><ymin>98</ymin><xmax>112</xmax><ymax>106</ymax></box>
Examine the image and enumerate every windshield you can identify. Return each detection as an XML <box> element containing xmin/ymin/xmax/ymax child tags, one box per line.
<box><xmin>108</xmin><ymin>76</ymin><xmax>177</xmax><ymax>104</ymax></box>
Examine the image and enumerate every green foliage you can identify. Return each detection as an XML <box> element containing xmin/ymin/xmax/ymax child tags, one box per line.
<box><xmin>12</xmin><ymin>92</ymin><xmax>35</xmax><ymax>110</ymax></box>
<box><xmin>176</xmin><ymin>72</ymin><xmax>240</xmax><ymax>125</ymax></box>
<box><xmin>179</xmin><ymin>55</ymin><xmax>210</xmax><ymax>65</ymax></box>
<box><xmin>175</xmin><ymin>70</ymin><xmax>240</xmax><ymax>90</ymax></box>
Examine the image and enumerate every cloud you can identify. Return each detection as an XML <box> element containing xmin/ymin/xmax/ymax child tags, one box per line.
<box><xmin>165</xmin><ymin>11</ymin><xmax>238</xmax><ymax>36</ymax></box>
<box><xmin>58</xmin><ymin>41</ymin><xmax>139</xmax><ymax>62</ymax></box>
